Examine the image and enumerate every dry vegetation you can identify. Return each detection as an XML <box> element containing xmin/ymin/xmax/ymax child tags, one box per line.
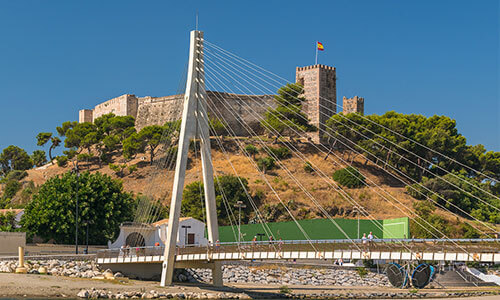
<box><xmin>9</xmin><ymin>136</ymin><xmax>481</xmax><ymax>226</ymax></box>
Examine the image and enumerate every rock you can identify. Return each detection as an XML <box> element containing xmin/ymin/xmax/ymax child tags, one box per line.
<box><xmin>103</xmin><ymin>270</ymin><xmax>114</xmax><ymax>279</ymax></box>
<box><xmin>77</xmin><ymin>290</ymin><xmax>90</xmax><ymax>298</ymax></box>
<box><xmin>114</xmin><ymin>272</ymin><xmax>124</xmax><ymax>278</ymax></box>
<box><xmin>38</xmin><ymin>266</ymin><xmax>48</xmax><ymax>274</ymax></box>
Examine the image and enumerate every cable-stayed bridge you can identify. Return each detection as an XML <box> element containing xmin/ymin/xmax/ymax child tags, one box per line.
<box><xmin>96</xmin><ymin>30</ymin><xmax>500</xmax><ymax>288</ymax></box>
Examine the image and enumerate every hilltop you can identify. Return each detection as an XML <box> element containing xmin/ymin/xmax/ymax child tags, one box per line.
<box><xmin>6</xmin><ymin>136</ymin><xmax>479</xmax><ymax>232</ymax></box>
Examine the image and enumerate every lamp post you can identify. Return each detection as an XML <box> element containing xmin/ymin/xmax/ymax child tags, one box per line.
<box><xmin>353</xmin><ymin>205</ymin><xmax>364</xmax><ymax>240</ymax></box>
<box><xmin>74</xmin><ymin>166</ymin><xmax>80</xmax><ymax>254</ymax></box>
<box><xmin>234</xmin><ymin>201</ymin><xmax>246</xmax><ymax>244</ymax></box>
<box><xmin>181</xmin><ymin>225</ymin><xmax>191</xmax><ymax>246</ymax></box>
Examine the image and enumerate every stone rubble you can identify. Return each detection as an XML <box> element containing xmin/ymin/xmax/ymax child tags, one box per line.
<box><xmin>182</xmin><ymin>264</ymin><xmax>390</xmax><ymax>287</ymax></box>
<box><xmin>73</xmin><ymin>288</ymin><xmax>495</xmax><ymax>299</ymax></box>
<box><xmin>0</xmin><ymin>259</ymin><xmax>388</xmax><ymax>286</ymax></box>
<box><xmin>0</xmin><ymin>259</ymin><xmax>108</xmax><ymax>279</ymax></box>
<box><xmin>76</xmin><ymin>288</ymin><xmax>252</xmax><ymax>299</ymax></box>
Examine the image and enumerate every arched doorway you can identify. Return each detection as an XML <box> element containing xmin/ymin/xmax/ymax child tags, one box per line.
<box><xmin>125</xmin><ymin>232</ymin><xmax>146</xmax><ymax>247</ymax></box>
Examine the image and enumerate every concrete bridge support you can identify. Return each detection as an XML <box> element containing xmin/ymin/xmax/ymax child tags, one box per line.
<box><xmin>161</xmin><ymin>30</ymin><xmax>222</xmax><ymax>287</ymax></box>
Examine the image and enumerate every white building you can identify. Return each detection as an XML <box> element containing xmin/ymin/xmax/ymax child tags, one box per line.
<box><xmin>108</xmin><ymin>217</ymin><xmax>208</xmax><ymax>249</ymax></box>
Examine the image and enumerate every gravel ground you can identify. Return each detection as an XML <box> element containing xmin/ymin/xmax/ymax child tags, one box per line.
<box><xmin>1</xmin><ymin>273</ymin><xmax>499</xmax><ymax>299</ymax></box>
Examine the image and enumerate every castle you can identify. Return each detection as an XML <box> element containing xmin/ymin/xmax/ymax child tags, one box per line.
<box><xmin>79</xmin><ymin>64</ymin><xmax>364</xmax><ymax>142</ymax></box>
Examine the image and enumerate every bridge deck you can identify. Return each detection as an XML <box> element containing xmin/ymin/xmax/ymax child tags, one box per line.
<box><xmin>96</xmin><ymin>239</ymin><xmax>500</xmax><ymax>265</ymax></box>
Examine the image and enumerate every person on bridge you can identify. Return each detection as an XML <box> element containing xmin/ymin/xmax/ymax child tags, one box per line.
<box><xmin>362</xmin><ymin>233</ymin><xmax>368</xmax><ymax>244</ymax></box>
<box><xmin>268</xmin><ymin>235</ymin><xmax>274</xmax><ymax>250</ymax></box>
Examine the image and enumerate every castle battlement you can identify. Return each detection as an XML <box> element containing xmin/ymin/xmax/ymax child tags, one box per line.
<box><xmin>296</xmin><ymin>64</ymin><xmax>336</xmax><ymax>72</ymax></box>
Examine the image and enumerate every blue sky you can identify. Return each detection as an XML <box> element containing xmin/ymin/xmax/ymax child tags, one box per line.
<box><xmin>0</xmin><ymin>0</ymin><xmax>498</xmax><ymax>155</ymax></box>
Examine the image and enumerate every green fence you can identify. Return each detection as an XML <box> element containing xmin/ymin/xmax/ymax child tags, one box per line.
<box><xmin>219</xmin><ymin>217</ymin><xmax>409</xmax><ymax>242</ymax></box>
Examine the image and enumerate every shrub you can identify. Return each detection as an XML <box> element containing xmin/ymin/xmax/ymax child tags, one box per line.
<box><xmin>182</xmin><ymin>175</ymin><xmax>250</xmax><ymax>225</ymax></box>
<box><xmin>356</xmin><ymin>267</ymin><xmax>368</xmax><ymax>278</ymax></box>
<box><xmin>268</xmin><ymin>146</ymin><xmax>291</xmax><ymax>159</ymax></box>
<box><xmin>303</xmin><ymin>162</ymin><xmax>314</xmax><ymax>173</ymax></box>
<box><xmin>109</xmin><ymin>163</ymin><xmax>127</xmax><ymax>177</ymax></box>
<box><xmin>253</xmin><ymin>189</ymin><xmax>265</xmax><ymax>201</ymax></box>
<box><xmin>332</xmin><ymin>166</ymin><xmax>365</xmax><ymax>188</ymax></box>
<box><xmin>257</xmin><ymin>157</ymin><xmax>276</xmax><ymax>173</ymax></box>
<box><xmin>2</xmin><ymin>180</ymin><xmax>22</xmax><ymax>201</ymax></box>
<box><xmin>77</xmin><ymin>153</ymin><xmax>94</xmax><ymax>161</ymax></box>
<box><xmin>1</xmin><ymin>170</ymin><xmax>28</xmax><ymax>183</ymax></box>
<box><xmin>55</xmin><ymin>156</ymin><xmax>68</xmax><ymax>167</ymax></box>
<box><xmin>210</xmin><ymin>118</ymin><xmax>227</xmax><ymax>135</ymax></box>
<box><xmin>128</xmin><ymin>164</ymin><xmax>137</xmax><ymax>174</ymax></box>
<box><xmin>279</xmin><ymin>285</ymin><xmax>291</xmax><ymax>294</ymax></box>
<box><xmin>244</xmin><ymin>144</ymin><xmax>259</xmax><ymax>158</ymax></box>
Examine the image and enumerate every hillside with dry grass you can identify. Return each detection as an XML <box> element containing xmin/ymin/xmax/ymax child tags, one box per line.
<box><xmin>5</xmin><ymin>135</ymin><xmax>488</xmax><ymax>237</ymax></box>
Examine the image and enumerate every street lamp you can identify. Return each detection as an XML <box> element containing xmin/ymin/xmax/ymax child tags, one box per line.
<box><xmin>74</xmin><ymin>166</ymin><xmax>80</xmax><ymax>254</ymax></box>
<box><xmin>181</xmin><ymin>225</ymin><xmax>191</xmax><ymax>246</ymax></box>
<box><xmin>234</xmin><ymin>201</ymin><xmax>246</xmax><ymax>244</ymax></box>
<box><xmin>352</xmin><ymin>205</ymin><xmax>364</xmax><ymax>240</ymax></box>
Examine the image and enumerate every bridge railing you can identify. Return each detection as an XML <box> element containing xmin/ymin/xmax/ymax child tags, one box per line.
<box><xmin>96</xmin><ymin>238</ymin><xmax>500</xmax><ymax>260</ymax></box>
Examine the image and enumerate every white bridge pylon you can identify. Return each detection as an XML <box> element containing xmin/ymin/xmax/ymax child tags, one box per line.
<box><xmin>160</xmin><ymin>30</ymin><xmax>223</xmax><ymax>287</ymax></box>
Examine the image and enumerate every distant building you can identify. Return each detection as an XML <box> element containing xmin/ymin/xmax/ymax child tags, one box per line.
<box><xmin>0</xmin><ymin>209</ymin><xmax>24</xmax><ymax>228</ymax></box>
<box><xmin>108</xmin><ymin>217</ymin><xmax>207</xmax><ymax>249</ymax></box>
<box><xmin>342</xmin><ymin>96</ymin><xmax>364</xmax><ymax>115</ymax></box>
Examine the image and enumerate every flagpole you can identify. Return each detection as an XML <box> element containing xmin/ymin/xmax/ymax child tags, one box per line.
<box><xmin>315</xmin><ymin>41</ymin><xmax>318</xmax><ymax>65</ymax></box>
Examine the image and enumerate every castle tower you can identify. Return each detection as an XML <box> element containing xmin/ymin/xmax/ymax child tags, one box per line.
<box><xmin>342</xmin><ymin>96</ymin><xmax>364</xmax><ymax>115</ymax></box>
<box><xmin>78</xmin><ymin>109</ymin><xmax>93</xmax><ymax>123</ymax></box>
<box><xmin>295</xmin><ymin>64</ymin><xmax>337</xmax><ymax>143</ymax></box>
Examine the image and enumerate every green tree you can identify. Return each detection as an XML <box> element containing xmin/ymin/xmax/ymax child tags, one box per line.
<box><xmin>123</xmin><ymin>133</ymin><xmax>143</xmax><ymax>160</ymax></box>
<box><xmin>0</xmin><ymin>146</ymin><xmax>33</xmax><ymax>177</ymax></box>
<box><xmin>181</xmin><ymin>175</ymin><xmax>251</xmax><ymax>225</ymax></box>
<box><xmin>410</xmin><ymin>201</ymin><xmax>450</xmax><ymax>238</ymax></box>
<box><xmin>325</xmin><ymin>111</ymin><xmax>500</xmax><ymax>182</ymax></box>
<box><xmin>36</xmin><ymin>132</ymin><xmax>61</xmax><ymax>162</ymax></box>
<box><xmin>21</xmin><ymin>171</ymin><xmax>135</xmax><ymax>244</ymax></box>
<box><xmin>137</xmin><ymin>125</ymin><xmax>165</xmax><ymax>165</ymax></box>
<box><xmin>245</xmin><ymin>144</ymin><xmax>259</xmax><ymax>159</ymax></box>
<box><xmin>31</xmin><ymin>150</ymin><xmax>47</xmax><ymax>167</ymax></box>
<box><xmin>407</xmin><ymin>173</ymin><xmax>500</xmax><ymax>223</ymax></box>
<box><xmin>0</xmin><ymin>211</ymin><xmax>17</xmax><ymax>231</ymax></box>
<box><xmin>65</xmin><ymin>123</ymin><xmax>98</xmax><ymax>153</ymax></box>
<box><xmin>94</xmin><ymin>114</ymin><xmax>136</xmax><ymax>166</ymax></box>
<box><xmin>56</xmin><ymin>121</ymin><xmax>78</xmax><ymax>137</ymax></box>
<box><xmin>261</xmin><ymin>83</ymin><xmax>315</xmax><ymax>136</ymax></box>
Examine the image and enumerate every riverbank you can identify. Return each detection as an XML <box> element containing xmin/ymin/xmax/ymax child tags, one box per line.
<box><xmin>1</xmin><ymin>273</ymin><xmax>500</xmax><ymax>299</ymax></box>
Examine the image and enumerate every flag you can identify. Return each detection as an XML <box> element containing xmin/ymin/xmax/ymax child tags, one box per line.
<box><xmin>317</xmin><ymin>41</ymin><xmax>324</xmax><ymax>51</ymax></box>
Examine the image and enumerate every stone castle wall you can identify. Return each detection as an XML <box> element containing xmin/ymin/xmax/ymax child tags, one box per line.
<box><xmin>82</xmin><ymin>92</ymin><xmax>275</xmax><ymax>136</ymax></box>
<box><xmin>135</xmin><ymin>95</ymin><xmax>183</xmax><ymax>130</ymax></box>
<box><xmin>91</xmin><ymin>94</ymin><xmax>139</xmax><ymax>120</ymax></box>
<box><xmin>79</xmin><ymin>64</ymin><xmax>363</xmax><ymax>141</ymax></box>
